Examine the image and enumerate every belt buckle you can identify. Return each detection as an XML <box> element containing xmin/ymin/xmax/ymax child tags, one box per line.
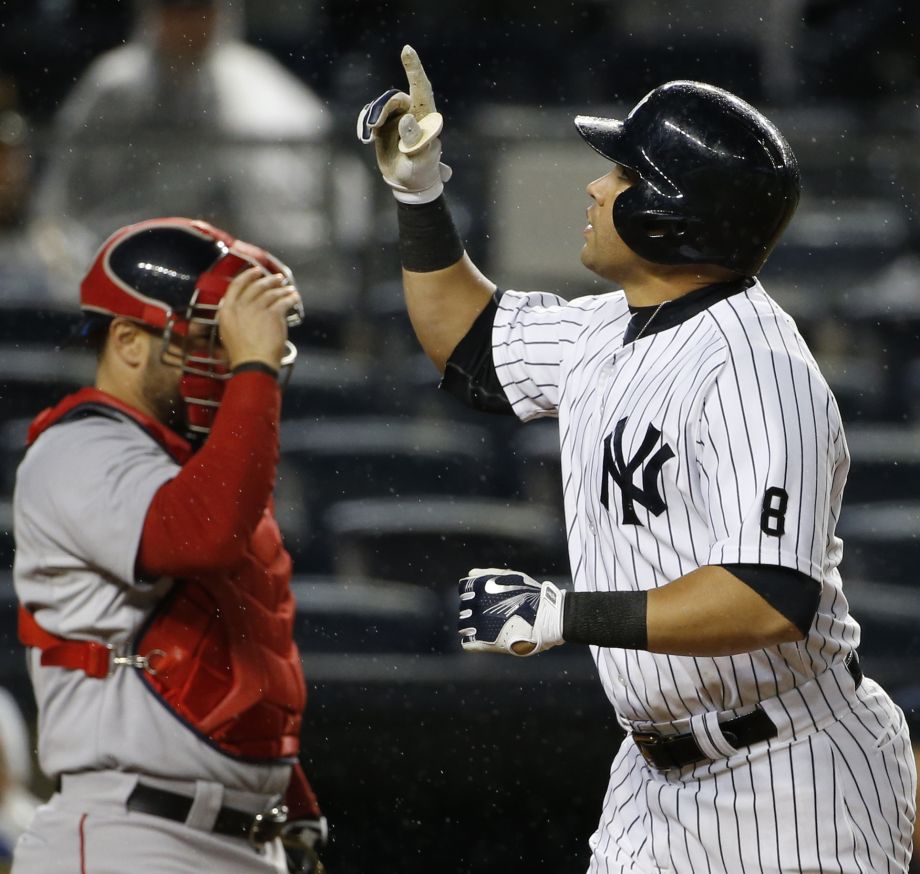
<box><xmin>632</xmin><ymin>730</ymin><xmax>663</xmax><ymax>767</ymax></box>
<box><xmin>249</xmin><ymin>803</ymin><xmax>289</xmax><ymax>848</ymax></box>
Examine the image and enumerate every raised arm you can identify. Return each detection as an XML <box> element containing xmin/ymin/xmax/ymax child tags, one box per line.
<box><xmin>137</xmin><ymin>269</ymin><xmax>299</xmax><ymax>578</ymax></box>
<box><xmin>358</xmin><ymin>45</ymin><xmax>495</xmax><ymax>373</ymax></box>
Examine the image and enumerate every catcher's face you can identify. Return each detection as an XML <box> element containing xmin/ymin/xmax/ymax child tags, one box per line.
<box><xmin>142</xmin><ymin>322</ymin><xmax>227</xmax><ymax>433</ymax></box>
<box><xmin>141</xmin><ymin>336</ymin><xmax>184</xmax><ymax>430</ymax></box>
<box><xmin>580</xmin><ymin>165</ymin><xmax>639</xmax><ymax>282</ymax></box>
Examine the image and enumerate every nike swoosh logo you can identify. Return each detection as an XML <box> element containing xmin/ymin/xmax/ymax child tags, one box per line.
<box><xmin>484</xmin><ymin>579</ymin><xmax>528</xmax><ymax>594</ymax></box>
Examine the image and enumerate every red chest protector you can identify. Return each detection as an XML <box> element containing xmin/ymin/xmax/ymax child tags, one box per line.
<box><xmin>22</xmin><ymin>389</ymin><xmax>305</xmax><ymax>762</ymax></box>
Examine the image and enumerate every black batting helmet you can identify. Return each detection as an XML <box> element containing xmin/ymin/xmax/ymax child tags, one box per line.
<box><xmin>575</xmin><ymin>80</ymin><xmax>800</xmax><ymax>275</ymax></box>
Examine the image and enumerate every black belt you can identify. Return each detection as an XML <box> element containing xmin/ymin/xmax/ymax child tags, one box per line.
<box><xmin>632</xmin><ymin>651</ymin><xmax>863</xmax><ymax>771</ymax></box>
<box><xmin>126</xmin><ymin>783</ymin><xmax>288</xmax><ymax>846</ymax></box>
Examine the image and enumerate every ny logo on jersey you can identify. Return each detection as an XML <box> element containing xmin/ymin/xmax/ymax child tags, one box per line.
<box><xmin>600</xmin><ymin>418</ymin><xmax>675</xmax><ymax>525</ymax></box>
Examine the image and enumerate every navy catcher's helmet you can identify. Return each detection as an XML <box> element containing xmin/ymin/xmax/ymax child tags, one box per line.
<box><xmin>575</xmin><ymin>81</ymin><xmax>800</xmax><ymax>275</ymax></box>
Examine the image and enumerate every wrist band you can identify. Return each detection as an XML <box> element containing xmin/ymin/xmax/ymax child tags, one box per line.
<box><xmin>562</xmin><ymin>591</ymin><xmax>648</xmax><ymax>650</ymax></box>
<box><xmin>231</xmin><ymin>361</ymin><xmax>279</xmax><ymax>379</ymax></box>
<box><xmin>397</xmin><ymin>195</ymin><xmax>464</xmax><ymax>272</ymax></box>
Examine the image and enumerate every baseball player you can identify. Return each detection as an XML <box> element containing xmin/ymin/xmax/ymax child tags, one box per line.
<box><xmin>358</xmin><ymin>47</ymin><xmax>917</xmax><ymax>872</ymax></box>
<box><xmin>12</xmin><ymin>218</ymin><xmax>326</xmax><ymax>874</ymax></box>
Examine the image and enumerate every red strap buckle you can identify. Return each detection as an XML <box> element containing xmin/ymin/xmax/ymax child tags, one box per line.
<box><xmin>18</xmin><ymin>606</ymin><xmax>165</xmax><ymax>679</ymax></box>
<box><xmin>40</xmin><ymin>641</ymin><xmax>113</xmax><ymax>679</ymax></box>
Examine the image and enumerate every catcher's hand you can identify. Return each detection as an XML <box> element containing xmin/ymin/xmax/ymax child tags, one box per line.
<box><xmin>458</xmin><ymin>568</ymin><xmax>566</xmax><ymax>656</ymax></box>
<box><xmin>281</xmin><ymin>816</ymin><xmax>328</xmax><ymax>874</ymax></box>
<box><xmin>356</xmin><ymin>45</ymin><xmax>452</xmax><ymax>204</ymax></box>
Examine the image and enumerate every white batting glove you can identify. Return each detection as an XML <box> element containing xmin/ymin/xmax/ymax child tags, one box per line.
<box><xmin>356</xmin><ymin>45</ymin><xmax>452</xmax><ymax>204</ymax></box>
<box><xmin>458</xmin><ymin>568</ymin><xmax>566</xmax><ymax>657</ymax></box>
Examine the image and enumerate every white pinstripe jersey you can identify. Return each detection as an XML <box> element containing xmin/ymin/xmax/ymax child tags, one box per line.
<box><xmin>492</xmin><ymin>279</ymin><xmax>860</xmax><ymax>727</ymax></box>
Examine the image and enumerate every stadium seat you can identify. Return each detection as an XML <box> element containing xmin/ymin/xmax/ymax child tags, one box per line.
<box><xmin>290</xmin><ymin>575</ymin><xmax>450</xmax><ymax>655</ymax></box>
<box><xmin>281</xmin><ymin>350</ymin><xmax>386</xmax><ymax>419</ymax></box>
<box><xmin>844</xmin><ymin>424</ymin><xmax>920</xmax><ymax>503</ymax></box>
<box><xmin>0</xmin><ymin>302</ymin><xmax>81</xmax><ymax>346</ymax></box>
<box><xmin>0</xmin><ymin>500</ymin><xmax>13</xmax><ymax>572</ymax></box>
<box><xmin>279</xmin><ymin>417</ymin><xmax>505</xmax><ymax>572</ymax></box>
<box><xmin>326</xmin><ymin>495</ymin><xmax>568</xmax><ymax>585</ymax></box>
<box><xmin>0</xmin><ymin>417</ymin><xmax>30</xmax><ymax>499</ymax></box>
<box><xmin>0</xmin><ymin>344</ymin><xmax>93</xmax><ymax>420</ymax></box>
<box><xmin>837</xmin><ymin>500</ymin><xmax>920</xmax><ymax>587</ymax></box>
<box><xmin>818</xmin><ymin>355</ymin><xmax>891</xmax><ymax>423</ymax></box>
<box><xmin>842</xmin><ymin>578</ymin><xmax>920</xmax><ymax>691</ymax></box>
<box><xmin>509</xmin><ymin>419</ymin><xmax>563</xmax><ymax>505</ymax></box>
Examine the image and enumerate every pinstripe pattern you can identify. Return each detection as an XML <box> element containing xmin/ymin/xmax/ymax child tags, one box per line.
<box><xmin>586</xmin><ymin>678</ymin><xmax>915</xmax><ymax>874</ymax></box>
<box><xmin>491</xmin><ymin>281</ymin><xmax>915</xmax><ymax>872</ymax></box>
<box><xmin>493</xmin><ymin>282</ymin><xmax>860</xmax><ymax>721</ymax></box>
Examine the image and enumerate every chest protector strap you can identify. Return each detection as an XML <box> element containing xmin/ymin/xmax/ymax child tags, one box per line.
<box><xmin>18</xmin><ymin>607</ymin><xmax>118</xmax><ymax>678</ymax></box>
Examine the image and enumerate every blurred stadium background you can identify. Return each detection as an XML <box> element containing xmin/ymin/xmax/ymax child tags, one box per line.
<box><xmin>0</xmin><ymin>0</ymin><xmax>918</xmax><ymax>870</ymax></box>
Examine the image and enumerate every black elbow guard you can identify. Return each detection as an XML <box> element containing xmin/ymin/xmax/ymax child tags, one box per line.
<box><xmin>440</xmin><ymin>295</ymin><xmax>514</xmax><ymax>415</ymax></box>
<box><xmin>722</xmin><ymin>564</ymin><xmax>821</xmax><ymax>636</ymax></box>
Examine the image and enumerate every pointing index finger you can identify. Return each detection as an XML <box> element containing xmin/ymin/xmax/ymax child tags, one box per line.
<box><xmin>401</xmin><ymin>44</ymin><xmax>437</xmax><ymax>117</ymax></box>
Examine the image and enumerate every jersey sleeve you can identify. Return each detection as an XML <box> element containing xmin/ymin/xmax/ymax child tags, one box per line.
<box><xmin>15</xmin><ymin>417</ymin><xmax>179</xmax><ymax>585</ymax></box>
<box><xmin>698</xmin><ymin>329</ymin><xmax>843</xmax><ymax>579</ymax></box>
<box><xmin>491</xmin><ymin>289</ymin><xmax>593</xmax><ymax>421</ymax></box>
<box><xmin>137</xmin><ymin>371</ymin><xmax>281</xmax><ymax>578</ymax></box>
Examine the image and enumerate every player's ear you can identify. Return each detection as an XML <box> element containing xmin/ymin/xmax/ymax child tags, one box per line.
<box><xmin>105</xmin><ymin>318</ymin><xmax>150</xmax><ymax>370</ymax></box>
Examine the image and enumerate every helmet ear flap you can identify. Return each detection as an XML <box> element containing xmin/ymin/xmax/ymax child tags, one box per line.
<box><xmin>638</xmin><ymin>214</ymin><xmax>689</xmax><ymax>240</ymax></box>
<box><xmin>613</xmin><ymin>187</ymin><xmax>692</xmax><ymax>264</ymax></box>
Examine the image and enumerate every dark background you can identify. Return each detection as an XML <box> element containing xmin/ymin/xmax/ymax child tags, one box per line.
<box><xmin>0</xmin><ymin>1</ymin><xmax>918</xmax><ymax>872</ymax></box>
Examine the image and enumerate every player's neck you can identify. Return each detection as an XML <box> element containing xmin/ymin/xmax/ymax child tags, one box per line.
<box><xmin>620</xmin><ymin>266</ymin><xmax>742</xmax><ymax>308</ymax></box>
<box><xmin>95</xmin><ymin>368</ymin><xmax>162</xmax><ymax>424</ymax></box>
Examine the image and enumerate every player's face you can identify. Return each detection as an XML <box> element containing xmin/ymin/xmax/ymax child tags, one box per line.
<box><xmin>580</xmin><ymin>165</ymin><xmax>638</xmax><ymax>281</ymax></box>
<box><xmin>141</xmin><ymin>322</ymin><xmax>226</xmax><ymax>431</ymax></box>
<box><xmin>141</xmin><ymin>332</ymin><xmax>186</xmax><ymax>430</ymax></box>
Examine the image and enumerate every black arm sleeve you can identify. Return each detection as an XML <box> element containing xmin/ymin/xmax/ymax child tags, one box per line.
<box><xmin>563</xmin><ymin>590</ymin><xmax>649</xmax><ymax>650</ymax></box>
<box><xmin>561</xmin><ymin>564</ymin><xmax>819</xmax><ymax>650</ymax></box>
<box><xmin>721</xmin><ymin>564</ymin><xmax>821</xmax><ymax>636</ymax></box>
<box><xmin>439</xmin><ymin>295</ymin><xmax>514</xmax><ymax>415</ymax></box>
<box><xmin>397</xmin><ymin>196</ymin><xmax>465</xmax><ymax>272</ymax></box>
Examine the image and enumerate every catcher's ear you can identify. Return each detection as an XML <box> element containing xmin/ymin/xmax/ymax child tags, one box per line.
<box><xmin>105</xmin><ymin>318</ymin><xmax>150</xmax><ymax>370</ymax></box>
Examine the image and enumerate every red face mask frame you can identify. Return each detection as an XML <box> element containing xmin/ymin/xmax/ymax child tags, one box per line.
<box><xmin>165</xmin><ymin>247</ymin><xmax>303</xmax><ymax>437</ymax></box>
<box><xmin>80</xmin><ymin>218</ymin><xmax>303</xmax><ymax>439</ymax></box>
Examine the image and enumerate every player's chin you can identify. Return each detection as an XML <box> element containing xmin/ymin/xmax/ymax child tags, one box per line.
<box><xmin>579</xmin><ymin>246</ymin><xmax>612</xmax><ymax>281</ymax></box>
<box><xmin>581</xmin><ymin>245</ymin><xmax>628</xmax><ymax>285</ymax></box>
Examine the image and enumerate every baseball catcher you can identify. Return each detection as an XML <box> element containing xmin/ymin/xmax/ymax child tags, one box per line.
<box><xmin>12</xmin><ymin>218</ymin><xmax>326</xmax><ymax>874</ymax></box>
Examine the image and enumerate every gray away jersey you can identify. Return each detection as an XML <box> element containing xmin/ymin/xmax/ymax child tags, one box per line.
<box><xmin>13</xmin><ymin>415</ymin><xmax>290</xmax><ymax>794</ymax></box>
<box><xmin>492</xmin><ymin>280</ymin><xmax>860</xmax><ymax>727</ymax></box>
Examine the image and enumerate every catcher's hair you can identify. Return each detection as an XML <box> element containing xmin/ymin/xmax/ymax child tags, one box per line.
<box><xmin>70</xmin><ymin>314</ymin><xmax>114</xmax><ymax>359</ymax></box>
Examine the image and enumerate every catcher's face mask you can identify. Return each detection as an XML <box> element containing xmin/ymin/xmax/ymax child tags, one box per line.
<box><xmin>80</xmin><ymin>217</ymin><xmax>303</xmax><ymax>438</ymax></box>
<box><xmin>165</xmin><ymin>260</ymin><xmax>301</xmax><ymax>437</ymax></box>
